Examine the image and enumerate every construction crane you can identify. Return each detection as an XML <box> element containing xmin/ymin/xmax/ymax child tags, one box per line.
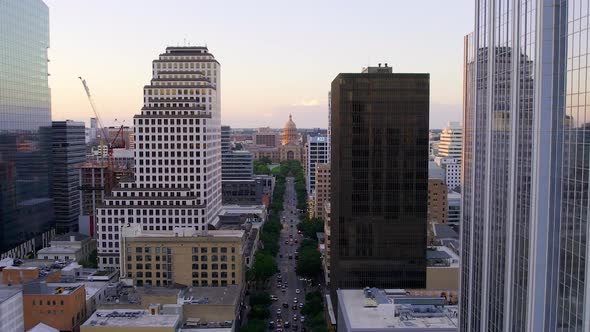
<box><xmin>78</xmin><ymin>77</ymin><xmax>126</xmax><ymax>164</ymax></box>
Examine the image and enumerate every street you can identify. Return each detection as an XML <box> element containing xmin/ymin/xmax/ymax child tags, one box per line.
<box><xmin>269</xmin><ymin>176</ymin><xmax>307</xmax><ymax>331</ymax></box>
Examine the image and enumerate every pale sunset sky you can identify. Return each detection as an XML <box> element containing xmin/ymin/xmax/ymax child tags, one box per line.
<box><xmin>45</xmin><ymin>0</ymin><xmax>474</xmax><ymax>129</ymax></box>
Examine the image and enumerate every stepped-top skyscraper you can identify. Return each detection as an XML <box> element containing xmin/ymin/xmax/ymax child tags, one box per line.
<box><xmin>0</xmin><ymin>0</ymin><xmax>54</xmax><ymax>257</ymax></box>
<box><xmin>330</xmin><ymin>65</ymin><xmax>429</xmax><ymax>305</ymax></box>
<box><xmin>96</xmin><ymin>46</ymin><xmax>222</xmax><ymax>270</ymax></box>
<box><xmin>462</xmin><ymin>2</ymin><xmax>590</xmax><ymax>331</ymax></box>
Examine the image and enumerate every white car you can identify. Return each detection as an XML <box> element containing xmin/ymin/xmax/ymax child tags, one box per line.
<box><xmin>300</xmin><ymin>316</ymin><xmax>305</xmax><ymax>323</ymax></box>
<box><xmin>295</xmin><ymin>289</ymin><xmax>301</xmax><ymax>294</ymax></box>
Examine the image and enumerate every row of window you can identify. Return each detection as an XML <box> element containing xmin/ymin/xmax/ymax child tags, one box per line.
<box><xmin>155</xmin><ymin>61</ymin><xmax>216</xmax><ymax>69</ymax></box>
<box><xmin>146</xmin><ymin>88</ymin><xmax>214</xmax><ymax>96</ymax></box>
<box><xmin>101</xmin><ymin>208</ymin><xmax>198</xmax><ymax>216</ymax></box>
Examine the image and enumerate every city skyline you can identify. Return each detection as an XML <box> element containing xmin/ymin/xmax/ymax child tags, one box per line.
<box><xmin>45</xmin><ymin>0</ymin><xmax>472</xmax><ymax>129</ymax></box>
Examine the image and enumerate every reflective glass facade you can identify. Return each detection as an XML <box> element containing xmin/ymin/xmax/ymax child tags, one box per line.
<box><xmin>462</xmin><ymin>1</ymin><xmax>590</xmax><ymax>331</ymax></box>
<box><xmin>0</xmin><ymin>0</ymin><xmax>53</xmax><ymax>254</ymax></box>
<box><xmin>329</xmin><ymin>71</ymin><xmax>429</xmax><ymax>304</ymax></box>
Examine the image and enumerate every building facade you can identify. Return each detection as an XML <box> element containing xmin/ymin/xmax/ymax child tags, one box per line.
<box><xmin>313</xmin><ymin>163</ymin><xmax>331</xmax><ymax>219</ymax></box>
<box><xmin>330</xmin><ymin>66</ymin><xmax>429</xmax><ymax>302</ymax></box>
<box><xmin>427</xmin><ymin>179</ymin><xmax>448</xmax><ymax>226</ymax></box>
<box><xmin>305</xmin><ymin>136</ymin><xmax>329</xmax><ymax>195</ymax></box>
<box><xmin>52</xmin><ymin>121</ymin><xmax>86</xmax><ymax>233</ymax></box>
<box><xmin>0</xmin><ymin>287</ymin><xmax>24</xmax><ymax>332</ymax></box>
<box><xmin>437</xmin><ymin>121</ymin><xmax>463</xmax><ymax>161</ymax></box>
<box><xmin>253</xmin><ymin>127</ymin><xmax>279</xmax><ymax>148</ymax></box>
<box><xmin>462</xmin><ymin>3</ymin><xmax>590</xmax><ymax>331</ymax></box>
<box><xmin>434</xmin><ymin>156</ymin><xmax>461</xmax><ymax>191</ymax></box>
<box><xmin>0</xmin><ymin>0</ymin><xmax>55</xmax><ymax>257</ymax></box>
<box><xmin>120</xmin><ymin>225</ymin><xmax>245</xmax><ymax>288</ymax></box>
<box><xmin>23</xmin><ymin>283</ymin><xmax>87</xmax><ymax>332</ymax></box>
<box><xmin>96</xmin><ymin>46</ymin><xmax>222</xmax><ymax>269</ymax></box>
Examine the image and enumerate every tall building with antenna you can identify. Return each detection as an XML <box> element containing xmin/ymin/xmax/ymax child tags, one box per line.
<box><xmin>96</xmin><ymin>46</ymin><xmax>222</xmax><ymax>270</ymax></box>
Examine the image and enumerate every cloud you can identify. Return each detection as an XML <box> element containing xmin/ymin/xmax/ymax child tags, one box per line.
<box><xmin>291</xmin><ymin>99</ymin><xmax>321</xmax><ymax>107</ymax></box>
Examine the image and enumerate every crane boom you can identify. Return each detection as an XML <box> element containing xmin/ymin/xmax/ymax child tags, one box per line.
<box><xmin>78</xmin><ymin>76</ymin><xmax>108</xmax><ymax>141</ymax></box>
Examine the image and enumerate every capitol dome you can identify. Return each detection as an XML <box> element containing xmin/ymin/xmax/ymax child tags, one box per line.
<box><xmin>282</xmin><ymin>113</ymin><xmax>298</xmax><ymax>145</ymax></box>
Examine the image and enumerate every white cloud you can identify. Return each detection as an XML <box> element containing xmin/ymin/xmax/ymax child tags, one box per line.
<box><xmin>292</xmin><ymin>99</ymin><xmax>321</xmax><ymax>107</ymax></box>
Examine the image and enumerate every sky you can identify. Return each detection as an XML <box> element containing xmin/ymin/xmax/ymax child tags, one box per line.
<box><xmin>45</xmin><ymin>0</ymin><xmax>474</xmax><ymax>129</ymax></box>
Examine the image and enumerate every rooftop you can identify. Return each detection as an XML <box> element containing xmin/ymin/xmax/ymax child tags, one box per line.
<box><xmin>23</xmin><ymin>282</ymin><xmax>82</xmax><ymax>296</ymax></box>
<box><xmin>53</xmin><ymin>232</ymin><xmax>90</xmax><ymax>242</ymax></box>
<box><xmin>83</xmin><ymin>309</ymin><xmax>180</xmax><ymax>328</ymax></box>
<box><xmin>427</xmin><ymin>246</ymin><xmax>460</xmax><ymax>268</ymax></box>
<box><xmin>179</xmin><ymin>285</ymin><xmax>241</xmax><ymax>306</ymax></box>
<box><xmin>433</xmin><ymin>224</ymin><xmax>459</xmax><ymax>240</ymax></box>
<box><xmin>0</xmin><ymin>286</ymin><xmax>22</xmax><ymax>303</ymax></box>
<box><xmin>338</xmin><ymin>288</ymin><xmax>458</xmax><ymax>331</ymax></box>
<box><xmin>121</xmin><ymin>225</ymin><xmax>244</xmax><ymax>240</ymax></box>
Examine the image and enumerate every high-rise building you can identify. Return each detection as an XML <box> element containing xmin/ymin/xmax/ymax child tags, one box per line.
<box><xmin>96</xmin><ymin>46</ymin><xmax>222</xmax><ymax>269</ymax></box>
<box><xmin>221</xmin><ymin>125</ymin><xmax>253</xmax><ymax>181</ymax></box>
<box><xmin>330</xmin><ymin>65</ymin><xmax>429</xmax><ymax>302</ymax></box>
<box><xmin>462</xmin><ymin>3</ymin><xmax>590</xmax><ymax>330</ymax></box>
<box><xmin>0</xmin><ymin>0</ymin><xmax>55</xmax><ymax>257</ymax></box>
<box><xmin>51</xmin><ymin>121</ymin><xmax>86</xmax><ymax>233</ymax></box>
<box><xmin>438</xmin><ymin>121</ymin><xmax>462</xmax><ymax>161</ymax></box>
<box><xmin>427</xmin><ymin>179</ymin><xmax>448</xmax><ymax>225</ymax></box>
<box><xmin>305</xmin><ymin>136</ymin><xmax>329</xmax><ymax>195</ymax></box>
<box><xmin>434</xmin><ymin>156</ymin><xmax>461</xmax><ymax>191</ymax></box>
<box><xmin>313</xmin><ymin>163</ymin><xmax>331</xmax><ymax>219</ymax></box>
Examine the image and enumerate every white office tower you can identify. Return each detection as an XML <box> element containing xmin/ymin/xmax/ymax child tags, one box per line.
<box><xmin>437</xmin><ymin>121</ymin><xmax>462</xmax><ymax>161</ymax></box>
<box><xmin>96</xmin><ymin>46</ymin><xmax>222</xmax><ymax>269</ymax></box>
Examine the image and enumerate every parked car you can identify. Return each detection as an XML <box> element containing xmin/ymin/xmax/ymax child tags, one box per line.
<box><xmin>299</xmin><ymin>302</ymin><xmax>304</xmax><ymax>309</ymax></box>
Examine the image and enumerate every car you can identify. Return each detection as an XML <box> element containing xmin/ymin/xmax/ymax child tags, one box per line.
<box><xmin>295</xmin><ymin>289</ymin><xmax>301</xmax><ymax>294</ymax></box>
<box><xmin>277</xmin><ymin>309</ymin><xmax>282</xmax><ymax>315</ymax></box>
<box><xmin>300</xmin><ymin>316</ymin><xmax>305</xmax><ymax>323</ymax></box>
<box><xmin>269</xmin><ymin>321</ymin><xmax>276</xmax><ymax>329</ymax></box>
<box><xmin>299</xmin><ymin>302</ymin><xmax>304</xmax><ymax>309</ymax></box>
<box><xmin>292</xmin><ymin>325</ymin><xmax>299</xmax><ymax>331</ymax></box>
<box><xmin>297</xmin><ymin>230</ymin><xmax>302</xmax><ymax>234</ymax></box>
<box><xmin>284</xmin><ymin>321</ymin><xmax>290</xmax><ymax>328</ymax></box>
<box><xmin>288</xmin><ymin>255</ymin><xmax>292</xmax><ymax>260</ymax></box>
<box><xmin>282</xmin><ymin>287</ymin><xmax>286</xmax><ymax>293</ymax></box>
<box><xmin>289</xmin><ymin>234</ymin><xmax>293</xmax><ymax>238</ymax></box>
<box><xmin>294</xmin><ymin>239</ymin><xmax>298</xmax><ymax>243</ymax></box>
<box><xmin>293</xmin><ymin>298</ymin><xmax>298</xmax><ymax>304</ymax></box>
<box><xmin>284</xmin><ymin>240</ymin><xmax>289</xmax><ymax>244</ymax></box>
<box><xmin>282</xmin><ymin>284</ymin><xmax>287</xmax><ymax>289</ymax></box>
<box><xmin>282</xmin><ymin>302</ymin><xmax>289</xmax><ymax>308</ymax></box>
<box><xmin>279</xmin><ymin>254</ymin><xmax>283</xmax><ymax>258</ymax></box>
<box><xmin>276</xmin><ymin>328</ymin><xmax>283</xmax><ymax>332</ymax></box>
<box><xmin>290</xmin><ymin>224</ymin><xmax>293</xmax><ymax>228</ymax></box>
<box><xmin>293</xmin><ymin>314</ymin><xmax>298</xmax><ymax>321</ymax></box>
<box><xmin>271</xmin><ymin>295</ymin><xmax>279</xmax><ymax>301</ymax></box>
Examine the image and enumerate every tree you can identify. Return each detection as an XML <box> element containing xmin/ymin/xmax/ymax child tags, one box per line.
<box><xmin>241</xmin><ymin>319</ymin><xmax>266</xmax><ymax>332</ymax></box>
<box><xmin>297</xmin><ymin>218</ymin><xmax>324</xmax><ymax>239</ymax></box>
<box><xmin>249</xmin><ymin>292</ymin><xmax>272</xmax><ymax>307</ymax></box>
<box><xmin>247</xmin><ymin>306</ymin><xmax>270</xmax><ymax>320</ymax></box>
<box><xmin>79</xmin><ymin>249</ymin><xmax>98</xmax><ymax>268</ymax></box>
<box><xmin>251</xmin><ymin>252</ymin><xmax>278</xmax><ymax>285</ymax></box>
<box><xmin>296</xmin><ymin>242</ymin><xmax>322</xmax><ymax>279</ymax></box>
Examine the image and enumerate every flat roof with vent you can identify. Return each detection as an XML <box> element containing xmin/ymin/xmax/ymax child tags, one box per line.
<box><xmin>82</xmin><ymin>309</ymin><xmax>180</xmax><ymax>328</ymax></box>
<box><xmin>337</xmin><ymin>289</ymin><xmax>458</xmax><ymax>331</ymax></box>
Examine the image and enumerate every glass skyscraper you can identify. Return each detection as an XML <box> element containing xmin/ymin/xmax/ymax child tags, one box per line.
<box><xmin>0</xmin><ymin>0</ymin><xmax>54</xmax><ymax>255</ymax></box>
<box><xmin>462</xmin><ymin>1</ymin><xmax>590</xmax><ymax>331</ymax></box>
<box><xmin>329</xmin><ymin>66</ymin><xmax>429</xmax><ymax>306</ymax></box>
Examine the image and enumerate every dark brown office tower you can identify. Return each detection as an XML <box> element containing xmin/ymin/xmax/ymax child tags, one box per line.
<box><xmin>329</xmin><ymin>65</ymin><xmax>429</xmax><ymax>303</ymax></box>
